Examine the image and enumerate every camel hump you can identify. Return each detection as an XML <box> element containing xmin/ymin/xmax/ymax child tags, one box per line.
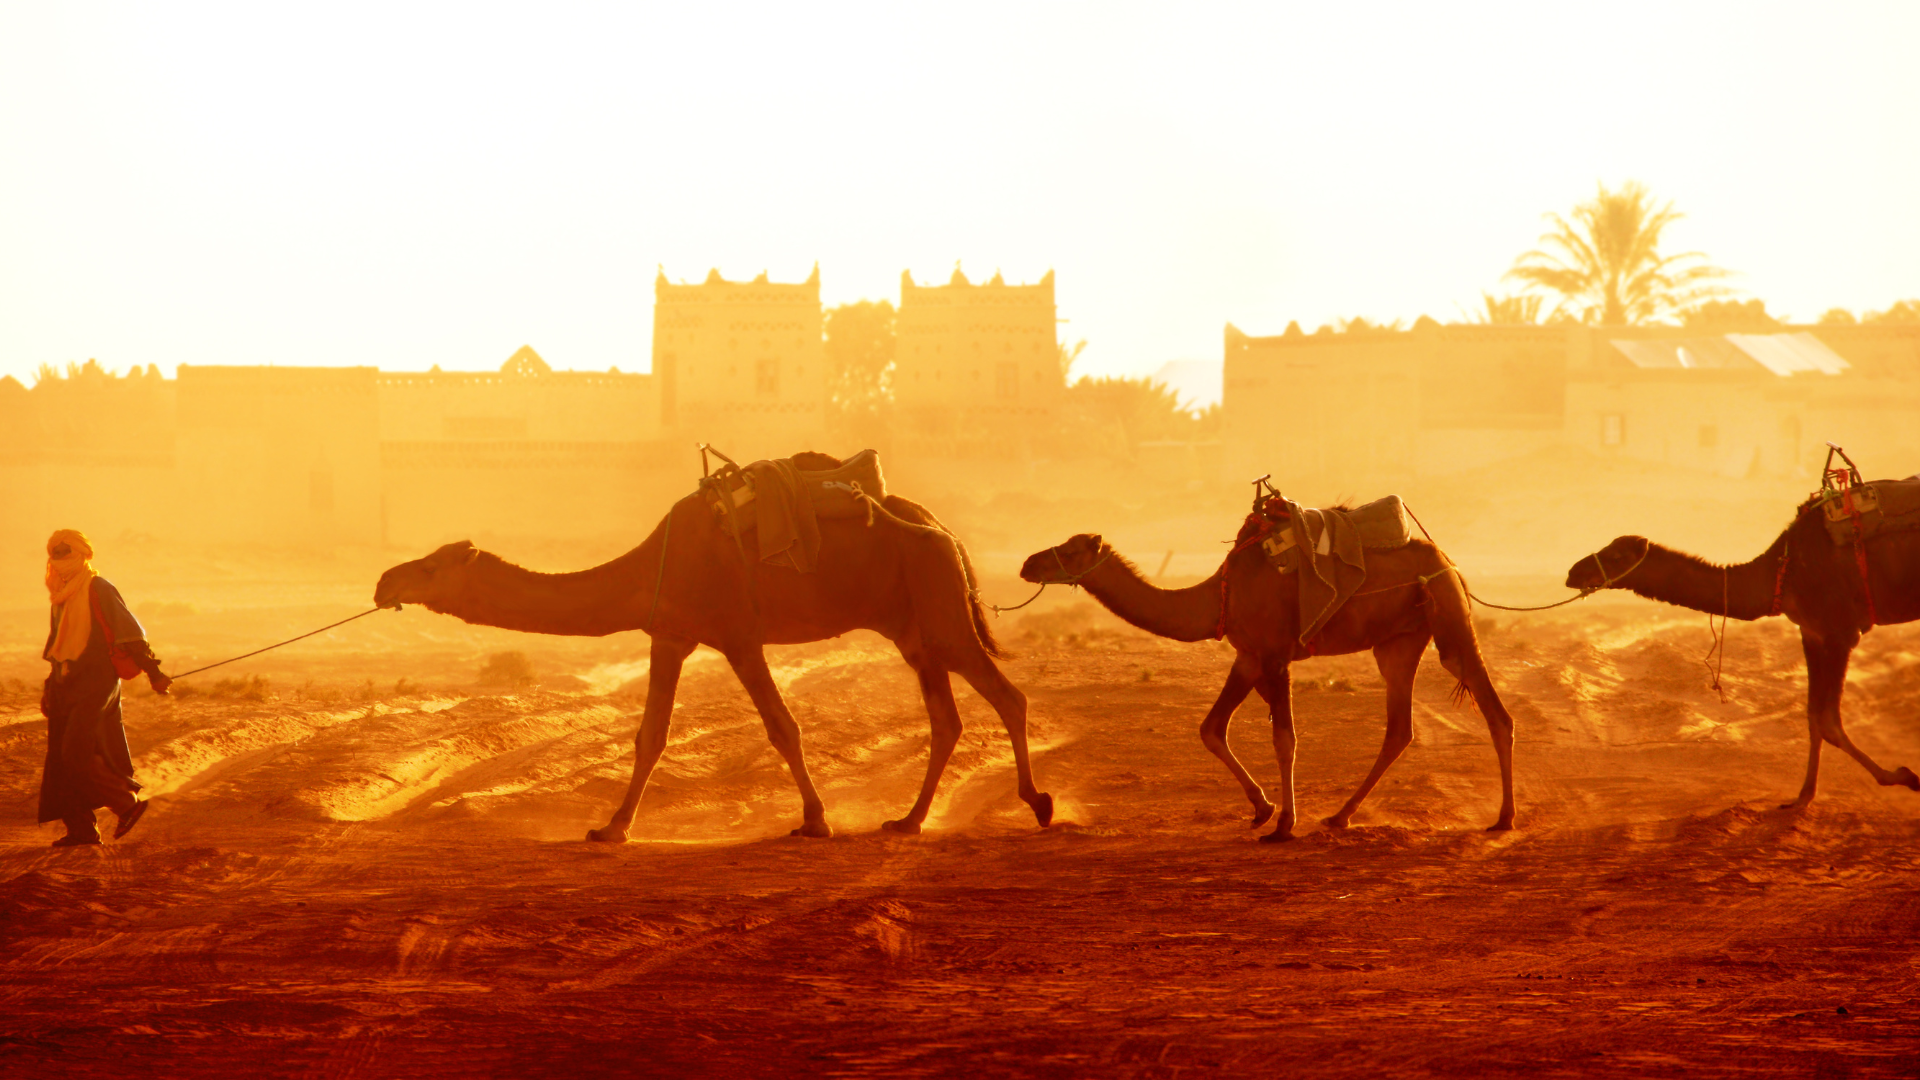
<box><xmin>789</xmin><ymin>450</ymin><xmax>843</xmax><ymax>471</ymax></box>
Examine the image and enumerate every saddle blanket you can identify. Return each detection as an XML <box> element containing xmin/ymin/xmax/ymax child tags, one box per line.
<box><xmin>1261</xmin><ymin>494</ymin><xmax>1415</xmax><ymax>645</ymax></box>
<box><xmin>1811</xmin><ymin>475</ymin><xmax>1920</xmax><ymax>546</ymax></box>
<box><xmin>707</xmin><ymin>449</ymin><xmax>890</xmax><ymax>573</ymax></box>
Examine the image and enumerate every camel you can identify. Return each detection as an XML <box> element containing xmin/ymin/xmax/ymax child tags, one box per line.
<box><xmin>373</xmin><ymin>460</ymin><xmax>1052</xmax><ymax>842</ymax></box>
<box><xmin>1567</xmin><ymin>499</ymin><xmax>1920</xmax><ymax>808</ymax></box>
<box><xmin>1019</xmin><ymin>523</ymin><xmax>1515</xmax><ymax>842</ymax></box>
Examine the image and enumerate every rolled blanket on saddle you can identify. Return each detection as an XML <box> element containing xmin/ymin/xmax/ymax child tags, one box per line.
<box><xmin>703</xmin><ymin>449</ymin><xmax>890</xmax><ymax>573</ymax></box>
<box><xmin>1261</xmin><ymin>494</ymin><xmax>1413</xmax><ymax>644</ymax></box>
<box><xmin>1812</xmin><ymin>476</ymin><xmax>1920</xmax><ymax>545</ymax></box>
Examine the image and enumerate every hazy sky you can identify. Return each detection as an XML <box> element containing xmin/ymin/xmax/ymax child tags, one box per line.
<box><xmin>3</xmin><ymin>2</ymin><xmax>1915</xmax><ymax>388</ymax></box>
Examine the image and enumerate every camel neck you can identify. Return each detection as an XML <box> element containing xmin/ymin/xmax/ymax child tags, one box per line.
<box><xmin>438</xmin><ymin>537</ymin><xmax>660</xmax><ymax>637</ymax></box>
<box><xmin>1076</xmin><ymin>552</ymin><xmax>1224</xmax><ymax>643</ymax></box>
<box><xmin>1619</xmin><ymin>535</ymin><xmax>1788</xmax><ymax>621</ymax></box>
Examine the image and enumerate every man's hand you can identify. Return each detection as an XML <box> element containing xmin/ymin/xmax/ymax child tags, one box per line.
<box><xmin>148</xmin><ymin>671</ymin><xmax>173</xmax><ymax>696</ymax></box>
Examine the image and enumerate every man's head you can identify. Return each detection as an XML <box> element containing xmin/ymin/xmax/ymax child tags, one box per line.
<box><xmin>46</xmin><ymin>529</ymin><xmax>92</xmax><ymax>563</ymax></box>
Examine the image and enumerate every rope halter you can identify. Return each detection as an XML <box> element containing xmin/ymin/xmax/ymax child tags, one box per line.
<box><xmin>990</xmin><ymin>543</ymin><xmax>1114</xmax><ymax>613</ymax></box>
<box><xmin>1583</xmin><ymin>537</ymin><xmax>1653</xmax><ymax>595</ymax></box>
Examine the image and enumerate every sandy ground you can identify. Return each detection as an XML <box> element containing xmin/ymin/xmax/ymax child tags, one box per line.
<box><xmin>2</xmin><ymin>555</ymin><xmax>1919</xmax><ymax>1077</ymax></box>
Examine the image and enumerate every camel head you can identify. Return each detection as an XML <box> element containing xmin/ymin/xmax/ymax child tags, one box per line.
<box><xmin>374</xmin><ymin>540</ymin><xmax>482</xmax><ymax>610</ymax></box>
<box><xmin>1565</xmin><ymin>535</ymin><xmax>1652</xmax><ymax>591</ymax></box>
<box><xmin>1020</xmin><ymin>534</ymin><xmax>1107</xmax><ymax>585</ymax></box>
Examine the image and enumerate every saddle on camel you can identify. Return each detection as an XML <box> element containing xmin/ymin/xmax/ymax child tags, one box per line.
<box><xmin>374</xmin><ymin>447</ymin><xmax>1051</xmax><ymax>842</ymax></box>
<box><xmin>1021</xmin><ymin>478</ymin><xmax>1515</xmax><ymax>842</ymax></box>
<box><xmin>1568</xmin><ymin>444</ymin><xmax>1920</xmax><ymax>809</ymax></box>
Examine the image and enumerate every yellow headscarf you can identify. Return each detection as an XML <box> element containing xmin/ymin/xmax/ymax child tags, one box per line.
<box><xmin>45</xmin><ymin>529</ymin><xmax>96</xmax><ymax>668</ymax></box>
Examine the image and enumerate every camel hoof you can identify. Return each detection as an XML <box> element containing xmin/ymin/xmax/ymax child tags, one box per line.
<box><xmin>1250</xmin><ymin>803</ymin><xmax>1275</xmax><ymax>829</ymax></box>
<box><xmin>1486</xmin><ymin>820</ymin><xmax>1514</xmax><ymax>833</ymax></box>
<box><xmin>1258</xmin><ymin>829</ymin><xmax>1295</xmax><ymax>844</ymax></box>
<box><xmin>880</xmin><ymin>819</ymin><xmax>921</xmax><ymax>835</ymax></box>
<box><xmin>1030</xmin><ymin>793</ymin><xmax>1055</xmax><ymax>828</ymax></box>
<box><xmin>790</xmin><ymin>821</ymin><xmax>833</xmax><ymax>839</ymax></box>
<box><xmin>1322</xmin><ymin>815</ymin><xmax>1350</xmax><ymax>830</ymax></box>
<box><xmin>586</xmin><ymin>827</ymin><xmax>628</xmax><ymax>844</ymax></box>
<box><xmin>1891</xmin><ymin>767</ymin><xmax>1920</xmax><ymax>792</ymax></box>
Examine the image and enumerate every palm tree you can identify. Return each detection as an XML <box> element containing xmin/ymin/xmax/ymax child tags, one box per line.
<box><xmin>1505</xmin><ymin>181</ymin><xmax>1730</xmax><ymax>325</ymax></box>
<box><xmin>1468</xmin><ymin>293</ymin><xmax>1547</xmax><ymax>325</ymax></box>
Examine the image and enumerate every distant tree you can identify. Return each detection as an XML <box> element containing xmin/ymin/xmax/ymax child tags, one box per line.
<box><xmin>1681</xmin><ymin>298</ymin><xmax>1783</xmax><ymax>331</ymax></box>
<box><xmin>1506</xmin><ymin>181</ymin><xmax>1731</xmax><ymax>325</ymax></box>
<box><xmin>33</xmin><ymin>358</ymin><xmax>112</xmax><ymax>387</ymax></box>
<box><xmin>823</xmin><ymin>300</ymin><xmax>895</xmax><ymax>432</ymax></box>
<box><xmin>1865</xmin><ymin>300</ymin><xmax>1920</xmax><ymax>325</ymax></box>
<box><xmin>1818</xmin><ymin>308</ymin><xmax>1858</xmax><ymax>326</ymax></box>
<box><xmin>1468</xmin><ymin>293</ymin><xmax>1546</xmax><ymax>325</ymax></box>
<box><xmin>1064</xmin><ymin>375</ymin><xmax>1215</xmax><ymax>449</ymax></box>
<box><xmin>1058</xmin><ymin>339</ymin><xmax>1087</xmax><ymax>382</ymax></box>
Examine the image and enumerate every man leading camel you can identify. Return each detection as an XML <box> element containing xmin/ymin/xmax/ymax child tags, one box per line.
<box><xmin>40</xmin><ymin>529</ymin><xmax>171</xmax><ymax>846</ymax></box>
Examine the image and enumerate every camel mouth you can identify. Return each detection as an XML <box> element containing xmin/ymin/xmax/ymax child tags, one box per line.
<box><xmin>372</xmin><ymin>572</ymin><xmax>406</xmax><ymax>610</ymax></box>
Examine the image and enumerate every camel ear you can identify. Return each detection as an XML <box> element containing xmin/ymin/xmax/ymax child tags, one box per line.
<box><xmin>1085</xmin><ymin>533</ymin><xmax>1103</xmax><ymax>552</ymax></box>
<box><xmin>428</xmin><ymin>540</ymin><xmax>478</xmax><ymax>567</ymax></box>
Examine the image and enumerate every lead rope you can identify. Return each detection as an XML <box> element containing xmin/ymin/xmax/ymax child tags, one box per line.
<box><xmin>644</xmin><ymin>506</ymin><xmax>672</xmax><ymax>632</ymax></box>
<box><xmin>166</xmin><ymin>606</ymin><xmax>387</xmax><ymax>681</ymax></box>
<box><xmin>1401</xmin><ymin>502</ymin><xmax>1644</xmax><ymax>612</ymax></box>
<box><xmin>1702</xmin><ymin>566</ymin><xmax>1729</xmax><ymax>702</ymax></box>
<box><xmin>991</xmin><ymin>548</ymin><xmax>1114</xmax><ymax>614</ymax></box>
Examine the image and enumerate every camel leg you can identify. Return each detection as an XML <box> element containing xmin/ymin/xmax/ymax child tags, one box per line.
<box><xmin>1257</xmin><ymin>662</ymin><xmax>1298</xmax><ymax>844</ymax></box>
<box><xmin>728</xmin><ymin>648</ymin><xmax>832</xmax><ymax>838</ymax></box>
<box><xmin>1195</xmin><ymin>664</ymin><xmax>1272</xmax><ymax>827</ymax></box>
<box><xmin>1450</xmin><ymin>660</ymin><xmax>1517</xmax><ymax>832</ymax></box>
<box><xmin>589</xmin><ymin>635</ymin><xmax>697</xmax><ymax>843</ymax></box>
<box><xmin>1807</xmin><ymin>635</ymin><xmax>1919</xmax><ymax>794</ymax></box>
<box><xmin>1785</xmin><ymin>632</ymin><xmax>1836</xmax><ymax>808</ymax></box>
<box><xmin>881</xmin><ymin>663</ymin><xmax>963</xmax><ymax>835</ymax></box>
<box><xmin>953</xmin><ymin>653</ymin><xmax>1053</xmax><ymax>828</ymax></box>
<box><xmin>1325</xmin><ymin>630</ymin><xmax>1428</xmax><ymax>830</ymax></box>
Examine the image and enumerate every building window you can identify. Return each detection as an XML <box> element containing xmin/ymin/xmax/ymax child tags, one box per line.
<box><xmin>1600</xmin><ymin>414</ymin><xmax>1625</xmax><ymax>446</ymax></box>
<box><xmin>996</xmin><ymin>363</ymin><xmax>1020</xmax><ymax>399</ymax></box>
<box><xmin>1698</xmin><ymin>425</ymin><xmax>1717</xmax><ymax>448</ymax></box>
<box><xmin>756</xmin><ymin>358</ymin><xmax>779</xmax><ymax>397</ymax></box>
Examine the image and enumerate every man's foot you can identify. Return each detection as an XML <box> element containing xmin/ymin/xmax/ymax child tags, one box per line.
<box><xmin>52</xmin><ymin>832</ymin><xmax>101</xmax><ymax>847</ymax></box>
<box><xmin>113</xmin><ymin>800</ymin><xmax>149</xmax><ymax>840</ymax></box>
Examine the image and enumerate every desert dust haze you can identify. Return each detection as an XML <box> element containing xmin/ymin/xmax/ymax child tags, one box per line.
<box><xmin>4</xmin><ymin>430</ymin><xmax>1919</xmax><ymax>1075</ymax></box>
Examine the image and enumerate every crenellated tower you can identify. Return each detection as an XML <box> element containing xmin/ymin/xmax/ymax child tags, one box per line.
<box><xmin>651</xmin><ymin>266</ymin><xmax>828</xmax><ymax>457</ymax></box>
<box><xmin>893</xmin><ymin>267</ymin><xmax>1062</xmax><ymax>457</ymax></box>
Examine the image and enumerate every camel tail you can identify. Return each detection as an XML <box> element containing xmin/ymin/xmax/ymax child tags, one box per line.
<box><xmin>1423</xmin><ymin>559</ymin><xmax>1501</xmax><ymax>719</ymax></box>
<box><xmin>1450</xmin><ymin>678</ymin><xmax>1474</xmax><ymax>709</ymax></box>
<box><xmin>957</xmin><ymin>539</ymin><xmax>1006</xmax><ymax>659</ymax></box>
<box><xmin>877</xmin><ymin>495</ymin><xmax>1005</xmax><ymax>661</ymax></box>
